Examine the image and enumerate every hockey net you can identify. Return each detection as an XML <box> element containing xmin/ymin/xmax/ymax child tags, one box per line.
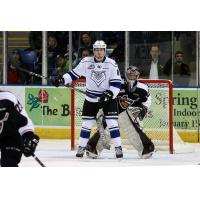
<box><xmin>70</xmin><ymin>79</ymin><xmax>194</xmax><ymax>154</ymax></box>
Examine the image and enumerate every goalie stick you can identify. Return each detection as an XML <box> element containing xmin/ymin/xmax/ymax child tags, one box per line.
<box><xmin>15</xmin><ymin>66</ymin><xmax>97</xmax><ymax>98</ymax></box>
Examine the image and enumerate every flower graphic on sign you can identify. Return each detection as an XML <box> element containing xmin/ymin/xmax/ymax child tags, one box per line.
<box><xmin>38</xmin><ymin>89</ymin><xmax>49</xmax><ymax>103</ymax></box>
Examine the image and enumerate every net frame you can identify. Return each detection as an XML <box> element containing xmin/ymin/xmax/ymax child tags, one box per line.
<box><xmin>70</xmin><ymin>79</ymin><xmax>174</xmax><ymax>153</ymax></box>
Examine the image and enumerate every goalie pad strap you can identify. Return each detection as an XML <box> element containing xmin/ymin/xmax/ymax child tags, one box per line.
<box><xmin>87</xmin><ymin>131</ymin><xmax>100</xmax><ymax>149</ymax></box>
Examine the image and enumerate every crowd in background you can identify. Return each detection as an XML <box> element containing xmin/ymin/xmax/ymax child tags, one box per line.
<box><xmin>0</xmin><ymin>31</ymin><xmax>196</xmax><ymax>87</ymax></box>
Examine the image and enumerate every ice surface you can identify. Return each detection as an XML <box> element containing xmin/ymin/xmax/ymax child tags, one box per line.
<box><xmin>19</xmin><ymin>139</ymin><xmax>200</xmax><ymax>167</ymax></box>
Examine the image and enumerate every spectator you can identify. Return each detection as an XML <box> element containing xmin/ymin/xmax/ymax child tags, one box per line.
<box><xmin>48</xmin><ymin>34</ymin><xmax>63</xmax><ymax>76</ymax></box>
<box><xmin>25</xmin><ymin>32</ymin><xmax>43</xmax><ymax>84</ymax></box>
<box><xmin>173</xmin><ymin>51</ymin><xmax>191</xmax><ymax>86</ymax></box>
<box><xmin>29</xmin><ymin>31</ymin><xmax>42</xmax><ymax>51</ymax></box>
<box><xmin>51</xmin><ymin>54</ymin><xmax>69</xmax><ymax>78</ymax></box>
<box><xmin>78</xmin><ymin>32</ymin><xmax>93</xmax><ymax>58</ymax></box>
<box><xmin>75</xmin><ymin>48</ymin><xmax>92</xmax><ymax>65</ymax></box>
<box><xmin>109</xmin><ymin>44</ymin><xmax>125</xmax><ymax>75</ymax></box>
<box><xmin>20</xmin><ymin>50</ymin><xmax>40</xmax><ymax>84</ymax></box>
<box><xmin>81</xmin><ymin>48</ymin><xmax>91</xmax><ymax>58</ymax></box>
<box><xmin>7</xmin><ymin>49</ymin><xmax>22</xmax><ymax>84</ymax></box>
<box><xmin>140</xmin><ymin>45</ymin><xmax>165</xmax><ymax>79</ymax></box>
<box><xmin>48</xmin><ymin>35</ymin><xmax>62</xmax><ymax>54</ymax></box>
<box><xmin>64</xmin><ymin>44</ymin><xmax>78</xmax><ymax>68</ymax></box>
<box><xmin>164</xmin><ymin>51</ymin><xmax>191</xmax><ymax>86</ymax></box>
<box><xmin>101</xmin><ymin>31</ymin><xmax>125</xmax><ymax>49</ymax></box>
<box><xmin>8</xmin><ymin>65</ymin><xmax>20</xmax><ymax>84</ymax></box>
<box><xmin>48</xmin><ymin>31</ymin><xmax>69</xmax><ymax>53</ymax></box>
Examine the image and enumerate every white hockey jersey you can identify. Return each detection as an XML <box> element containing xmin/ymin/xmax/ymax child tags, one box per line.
<box><xmin>63</xmin><ymin>56</ymin><xmax>122</xmax><ymax>102</ymax></box>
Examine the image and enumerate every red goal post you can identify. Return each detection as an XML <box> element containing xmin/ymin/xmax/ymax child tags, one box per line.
<box><xmin>70</xmin><ymin>79</ymin><xmax>174</xmax><ymax>153</ymax></box>
<box><xmin>140</xmin><ymin>79</ymin><xmax>173</xmax><ymax>154</ymax></box>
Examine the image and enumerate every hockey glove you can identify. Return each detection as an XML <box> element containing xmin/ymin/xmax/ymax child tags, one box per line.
<box><xmin>22</xmin><ymin>132</ymin><xmax>39</xmax><ymax>157</ymax></box>
<box><xmin>138</xmin><ymin>105</ymin><xmax>148</xmax><ymax>120</ymax></box>
<box><xmin>99</xmin><ymin>90</ymin><xmax>113</xmax><ymax>106</ymax></box>
<box><xmin>128</xmin><ymin>106</ymin><xmax>142</xmax><ymax>120</ymax></box>
<box><xmin>51</xmin><ymin>75</ymin><xmax>65</xmax><ymax>87</ymax></box>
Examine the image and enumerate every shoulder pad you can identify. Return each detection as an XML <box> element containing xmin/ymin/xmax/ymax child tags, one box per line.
<box><xmin>137</xmin><ymin>82</ymin><xmax>148</xmax><ymax>91</ymax></box>
<box><xmin>106</xmin><ymin>57</ymin><xmax>118</xmax><ymax>67</ymax></box>
<box><xmin>80</xmin><ymin>56</ymin><xmax>94</xmax><ymax>63</ymax></box>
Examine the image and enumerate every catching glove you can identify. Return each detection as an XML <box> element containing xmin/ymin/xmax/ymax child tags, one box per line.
<box><xmin>128</xmin><ymin>105</ymin><xmax>147</xmax><ymax>121</ymax></box>
<box><xmin>138</xmin><ymin>105</ymin><xmax>147</xmax><ymax>120</ymax></box>
<box><xmin>51</xmin><ymin>75</ymin><xmax>65</xmax><ymax>87</ymax></box>
<box><xmin>99</xmin><ymin>90</ymin><xmax>113</xmax><ymax>106</ymax></box>
<box><xmin>22</xmin><ymin>132</ymin><xmax>39</xmax><ymax>157</ymax></box>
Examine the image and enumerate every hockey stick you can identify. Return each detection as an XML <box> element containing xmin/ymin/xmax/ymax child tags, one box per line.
<box><xmin>15</xmin><ymin>66</ymin><xmax>97</xmax><ymax>98</ymax></box>
<box><xmin>32</xmin><ymin>153</ymin><xmax>46</xmax><ymax>167</ymax></box>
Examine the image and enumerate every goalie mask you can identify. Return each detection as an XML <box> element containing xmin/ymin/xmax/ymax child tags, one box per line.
<box><xmin>125</xmin><ymin>66</ymin><xmax>140</xmax><ymax>92</ymax></box>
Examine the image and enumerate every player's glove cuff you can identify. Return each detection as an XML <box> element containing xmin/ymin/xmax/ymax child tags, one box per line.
<box><xmin>22</xmin><ymin>132</ymin><xmax>39</xmax><ymax>157</ymax></box>
<box><xmin>51</xmin><ymin>75</ymin><xmax>65</xmax><ymax>87</ymax></box>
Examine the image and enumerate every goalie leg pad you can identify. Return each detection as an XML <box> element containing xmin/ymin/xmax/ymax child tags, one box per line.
<box><xmin>139</xmin><ymin>143</ymin><xmax>155</xmax><ymax>159</ymax></box>
<box><xmin>86</xmin><ymin>129</ymin><xmax>111</xmax><ymax>158</ymax></box>
<box><xmin>86</xmin><ymin>131</ymin><xmax>100</xmax><ymax>158</ymax></box>
<box><xmin>119</xmin><ymin>110</ymin><xmax>155</xmax><ymax>158</ymax></box>
<box><xmin>86</xmin><ymin>144</ymin><xmax>99</xmax><ymax>159</ymax></box>
<box><xmin>96</xmin><ymin>128</ymin><xmax>111</xmax><ymax>152</ymax></box>
<box><xmin>119</xmin><ymin>111</ymin><xmax>143</xmax><ymax>153</ymax></box>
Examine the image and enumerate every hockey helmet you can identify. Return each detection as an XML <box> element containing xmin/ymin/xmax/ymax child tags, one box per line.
<box><xmin>125</xmin><ymin>66</ymin><xmax>140</xmax><ymax>92</ymax></box>
<box><xmin>0</xmin><ymin>101</ymin><xmax>9</xmax><ymax>122</ymax></box>
<box><xmin>93</xmin><ymin>40</ymin><xmax>107</xmax><ymax>52</ymax></box>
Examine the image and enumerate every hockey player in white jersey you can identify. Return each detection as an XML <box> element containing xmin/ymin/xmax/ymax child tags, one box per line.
<box><xmin>86</xmin><ymin>66</ymin><xmax>155</xmax><ymax>159</ymax></box>
<box><xmin>52</xmin><ymin>40</ymin><xmax>123</xmax><ymax>158</ymax></box>
<box><xmin>0</xmin><ymin>90</ymin><xmax>39</xmax><ymax>167</ymax></box>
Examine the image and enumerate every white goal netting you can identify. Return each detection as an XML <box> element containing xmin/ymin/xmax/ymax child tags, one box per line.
<box><xmin>71</xmin><ymin>79</ymin><xmax>194</xmax><ymax>153</ymax></box>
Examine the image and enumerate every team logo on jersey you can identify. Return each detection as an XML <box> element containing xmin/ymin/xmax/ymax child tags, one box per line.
<box><xmin>88</xmin><ymin>64</ymin><xmax>95</xmax><ymax>69</ymax></box>
<box><xmin>97</xmin><ymin>65</ymin><xmax>102</xmax><ymax>69</ymax></box>
<box><xmin>119</xmin><ymin>95</ymin><xmax>135</xmax><ymax>109</ymax></box>
<box><xmin>91</xmin><ymin>70</ymin><xmax>106</xmax><ymax>87</ymax></box>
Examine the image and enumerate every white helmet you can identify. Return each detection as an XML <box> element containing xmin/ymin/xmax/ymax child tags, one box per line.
<box><xmin>93</xmin><ymin>40</ymin><xmax>107</xmax><ymax>52</ymax></box>
<box><xmin>125</xmin><ymin>66</ymin><xmax>140</xmax><ymax>92</ymax></box>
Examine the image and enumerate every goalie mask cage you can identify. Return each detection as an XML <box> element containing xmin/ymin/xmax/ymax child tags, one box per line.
<box><xmin>70</xmin><ymin>79</ymin><xmax>191</xmax><ymax>154</ymax></box>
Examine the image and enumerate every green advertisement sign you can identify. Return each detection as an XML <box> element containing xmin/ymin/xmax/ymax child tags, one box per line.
<box><xmin>173</xmin><ymin>89</ymin><xmax>200</xmax><ymax>130</ymax></box>
<box><xmin>143</xmin><ymin>88</ymin><xmax>200</xmax><ymax>131</ymax></box>
<box><xmin>143</xmin><ymin>88</ymin><xmax>170</xmax><ymax>130</ymax></box>
<box><xmin>24</xmin><ymin>86</ymin><xmax>200</xmax><ymax>132</ymax></box>
<box><xmin>25</xmin><ymin>87</ymin><xmax>71</xmax><ymax>126</ymax></box>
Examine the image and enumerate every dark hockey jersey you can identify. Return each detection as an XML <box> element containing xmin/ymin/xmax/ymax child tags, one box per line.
<box><xmin>0</xmin><ymin>90</ymin><xmax>34</xmax><ymax>139</ymax></box>
<box><xmin>117</xmin><ymin>79</ymin><xmax>151</xmax><ymax>113</ymax></box>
